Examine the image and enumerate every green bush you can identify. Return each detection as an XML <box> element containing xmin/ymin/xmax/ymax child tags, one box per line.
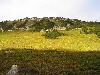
<box><xmin>81</xmin><ymin>26</ymin><xmax>88</xmax><ymax>34</ymax></box>
<box><xmin>96</xmin><ymin>32</ymin><xmax>100</xmax><ymax>38</ymax></box>
<box><xmin>94</xmin><ymin>27</ymin><xmax>100</xmax><ymax>38</ymax></box>
<box><xmin>81</xmin><ymin>26</ymin><xmax>95</xmax><ymax>35</ymax></box>
<box><xmin>42</xmin><ymin>30</ymin><xmax>64</xmax><ymax>39</ymax></box>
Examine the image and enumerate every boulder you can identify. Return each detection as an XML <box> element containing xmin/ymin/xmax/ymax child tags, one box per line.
<box><xmin>6</xmin><ymin>65</ymin><xmax>18</xmax><ymax>75</ymax></box>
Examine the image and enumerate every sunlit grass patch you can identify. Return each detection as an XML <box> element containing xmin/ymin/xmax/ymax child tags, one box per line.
<box><xmin>0</xmin><ymin>29</ymin><xmax>100</xmax><ymax>51</ymax></box>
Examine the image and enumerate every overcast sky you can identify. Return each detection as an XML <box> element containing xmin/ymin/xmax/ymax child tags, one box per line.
<box><xmin>0</xmin><ymin>0</ymin><xmax>100</xmax><ymax>22</ymax></box>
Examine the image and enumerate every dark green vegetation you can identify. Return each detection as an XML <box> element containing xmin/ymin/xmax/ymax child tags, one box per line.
<box><xmin>0</xmin><ymin>48</ymin><xmax>100</xmax><ymax>75</ymax></box>
<box><xmin>42</xmin><ymin>30</ymin><xmax>65</xmax><ymax>39</ymax></box>
<box><xmin>81</xmin><ymin>22</ymin><xmax>100</xmax><ymax>37</ymax></box>
<box><xmin>0</xmin><ymin>17</ymin><xmax>100</xmax><ymax>38</ymax></box>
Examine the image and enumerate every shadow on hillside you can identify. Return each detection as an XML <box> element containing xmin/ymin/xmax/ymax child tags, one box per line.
<box><xmin>0</xmin><ymin>48</ymin><xmax>100</xmax><ymax>75</ymax></box>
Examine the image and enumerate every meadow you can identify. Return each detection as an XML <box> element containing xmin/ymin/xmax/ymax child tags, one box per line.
<box><xmin>0</xmin><ymin>29</ymin><xmax>100</xmax><ymax>74</ymax></box>
<box><xmin>0</xmin><ymin>29</ymin><xmax>100</xmax><ymax>51</ymax></box>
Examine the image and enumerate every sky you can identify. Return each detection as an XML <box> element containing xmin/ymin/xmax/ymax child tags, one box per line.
<box><xmin>0</xmin><ymin>0</ymin><xmax>100</xmax><ymax>22</ymax></box>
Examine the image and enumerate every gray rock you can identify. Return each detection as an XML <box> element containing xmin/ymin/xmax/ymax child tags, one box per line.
<box><xmin>6</xmin><ymin>65</ymin><xmax>18</xmax><ymax>75</ymax></box>
<box><xmin>5</xmin><ymin>50</ymin><xmax>13</xmax><ymax>53</ymax></box>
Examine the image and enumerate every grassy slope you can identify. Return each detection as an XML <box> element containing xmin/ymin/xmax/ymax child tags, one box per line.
<box><xmin>0</xmin><ymin>49</ymin><xmax>100</xmax><ymax>74</ymax></box>
<box><xmin>0</xmin><ymin>29</ymin><xmax>100</xmax><ymax>51</ymax></box>
<box><xmin>0</xmin><ymin>30</ymin><xmax>100</xmax><ymax>74</ymax></box>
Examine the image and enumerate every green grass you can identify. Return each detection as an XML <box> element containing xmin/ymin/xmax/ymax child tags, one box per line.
<box><xmin>0</xmin><ymin>48</ymin><xmax>100</xmax><ymax>74</ymax></box>
<box><xmin>0</xmin><ymin>29</ymin><xmax>100</xmax><ymax>51</ymax></box>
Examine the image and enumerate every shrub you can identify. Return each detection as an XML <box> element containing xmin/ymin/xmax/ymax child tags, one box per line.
<box><xmin>81</xmin><ymin>26</ymin><xmax>95</xmax><ymax>34</ymax></box>
<box><xmin>94</xmin><ymin>27</ymin><xmax>100</xmax><ymax>38</ymax></box>
<box><xmin>42</xmin><ymin>30</ymin><xmax>64</xmax><ymax>39</ymax></box>
<box><xmin>96</xmin><ymin>32</ymin><xmax>100</xmax><ymax>38</ymax></box>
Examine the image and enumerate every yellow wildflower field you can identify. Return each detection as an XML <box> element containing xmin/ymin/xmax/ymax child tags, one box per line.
<box><xmin>0</xmin><ymin>29</ymin><xmax>100</xmax><ymax>51</ymax></box>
